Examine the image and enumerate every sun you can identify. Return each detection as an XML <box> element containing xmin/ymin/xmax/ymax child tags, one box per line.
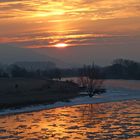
<box><xmin>54</xmin><ymin>43</ymin><xmax>68</xmax><ymax>48</ymax></box>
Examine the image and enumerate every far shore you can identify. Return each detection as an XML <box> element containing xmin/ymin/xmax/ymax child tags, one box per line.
<box><xmin>0</xmin><ymin>78</ymin><xmax>80</xmax><ymax>109</ymax></box>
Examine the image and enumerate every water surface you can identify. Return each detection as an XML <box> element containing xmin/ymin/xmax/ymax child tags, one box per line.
<box><xmin>0</xmin><ymin>100</ymin><xmax>139</xmax><ymax>140</ymax></box>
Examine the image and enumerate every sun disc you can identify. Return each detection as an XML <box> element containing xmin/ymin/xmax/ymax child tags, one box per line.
<box><xmin>54</xmin><ymin>43</ymin><xmax>68</xmax><ymax>48</ymax></box>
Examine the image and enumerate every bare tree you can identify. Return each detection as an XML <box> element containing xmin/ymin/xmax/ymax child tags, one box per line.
<box><xmin>78</xmin><ymin>63</ymin><xmax>106</xmax><ymax>97</ymax></box>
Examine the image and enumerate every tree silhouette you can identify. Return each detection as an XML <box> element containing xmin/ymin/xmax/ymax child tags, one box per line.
<box><xmin>78</xmin><ymin>63</ymin><xmax>105</xmax><ymax>97</ymax></box>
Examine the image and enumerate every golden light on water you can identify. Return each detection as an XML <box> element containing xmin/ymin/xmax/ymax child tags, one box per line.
<box><xmin>54</xmin><ymin>43</ymin><xmax>68</xmax><ymax>48</ymax></box>
<box><xmin>0</xmin><ymin>100</ymin><xmax>139</xmax><ymax>139</ymax></box>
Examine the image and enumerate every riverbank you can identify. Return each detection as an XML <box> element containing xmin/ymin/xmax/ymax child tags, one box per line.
<box><xmin>0</xmin><ymin>78</ymin><xmax>80</xmax><ymax>109</ymax></box>
<box><xmin>0</xmin><ymin>78</ymin><xmax>140</xmax><ymax>115</ymax></box>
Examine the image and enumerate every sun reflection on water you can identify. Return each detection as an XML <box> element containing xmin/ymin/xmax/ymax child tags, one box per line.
<box><xmin>0</xmin><ymin>100</ymin><xmax>140</xmax><ymax>139</ymax></box>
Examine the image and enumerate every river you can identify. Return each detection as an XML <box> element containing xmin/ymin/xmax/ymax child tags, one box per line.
<box><xmin>0</xmin><ymin>80</ymin><xmax>140</xmax><ymax>139</ymax></box>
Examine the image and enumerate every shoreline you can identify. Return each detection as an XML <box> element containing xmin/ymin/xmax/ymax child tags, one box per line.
<box><xmin>0</xmin><ymin>79</ymin><xmax>140</xmax><ymax>116</ymax></box>
<box><xmin>0</xmin><ymin>97</ymin><xmax>139</xmax><ymax>116</ymax></box>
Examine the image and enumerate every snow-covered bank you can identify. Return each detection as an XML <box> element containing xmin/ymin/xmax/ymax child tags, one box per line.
<box><xmin>0</xmin><ymin>84</ymin><xmax>140</xmax><ymax>116</ymax></box>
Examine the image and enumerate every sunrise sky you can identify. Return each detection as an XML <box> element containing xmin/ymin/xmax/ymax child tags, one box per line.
<box><xmin>0</xmin><ymin>0</ymin><xmax>140</xmax><ymax>65</ymax></box>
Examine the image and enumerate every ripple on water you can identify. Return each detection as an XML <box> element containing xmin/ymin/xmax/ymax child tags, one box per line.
<box><xmin>0</xmin><ymin>100</ymin><xmax>139</xmax><ymax>140</ymax></box>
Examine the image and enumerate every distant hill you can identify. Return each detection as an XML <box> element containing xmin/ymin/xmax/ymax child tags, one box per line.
<box><xmin>0</xmin><ymin>44</ymin><xmax>52</xmax><ymax>63</ymax></box>
<box><xmin>0</xmin><ymin>44</ymin><xmax>73</xmax><ymax>68</ymax></box>
<box><xmin>15</xmin><ymin>61</ymin><xmax>56</xmax><ymax>70</ymax></box>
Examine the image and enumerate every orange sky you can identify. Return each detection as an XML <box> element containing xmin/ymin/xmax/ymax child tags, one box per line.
<box><xmin>0</xmin><ymin>0</ymin><xmax>140</xmax><ymax>47</ymax></box>
<box><xmin>0</xmin><ymin>0</ymin><xmax>140</xmax><ymax>64</ymax></box>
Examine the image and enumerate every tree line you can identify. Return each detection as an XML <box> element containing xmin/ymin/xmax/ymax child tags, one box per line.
<box><xmin>0</xmin><ymin>59</ymin><xmax>140</xmax><ymax>80</ymax></box>
<box><xmin>103</xmin><ymin>59</ymin><xmax>140</xmax><ymax>80</ymax></box>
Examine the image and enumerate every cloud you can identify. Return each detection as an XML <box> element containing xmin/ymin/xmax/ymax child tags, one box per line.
<box><xmin>0</xmin><ymin>0</ymin><xmax>140</xmax><ymax>20</ymax></box>
<box><xmin>0</xmin><ymin>27</ymin><xmax>139</xmax><ymax>50</ymax></box>
<box><xmin>0</xmin><ymin>0</ymin><xmax>140</xmax><ymax>65</ymax></box>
